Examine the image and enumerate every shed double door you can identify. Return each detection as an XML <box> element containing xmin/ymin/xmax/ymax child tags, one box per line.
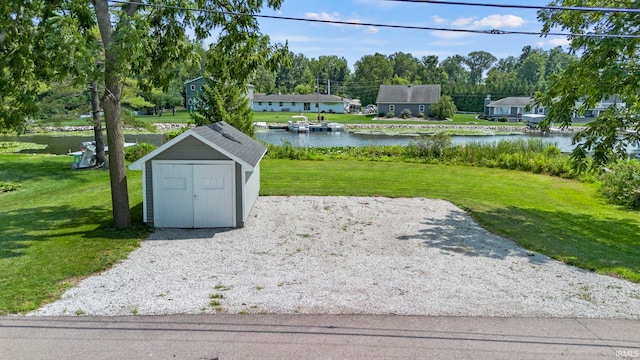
<box><xmin>153</xmin><ymin>163</ymin><xmax>235</xmax><ymax>228</ymax></box>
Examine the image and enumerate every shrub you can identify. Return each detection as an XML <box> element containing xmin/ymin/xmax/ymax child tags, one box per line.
<box><xmin>406</xmin><ymin>133</ymin><xmax>452</xmax><ymax>159</ymax></box>
<box><xmin>418</xmin><ymin>112</ymin><xmax>426</xmax><ymax>118</ymax></box>
<box><xmin>124</xmin><ymin>143</ymin><xmax>158</xmax><ymax>162</ymax></box>
<box><xmin>600</xmin><ymin>160</ymin><xmax>640</xmax><ymax>210</ymax></box>
<box><xmin>498</xmin><ymin>117</ymin><xmax>508</xmax><ymax>122</ymax></box>
<box><xmin>386</xmin><ymin>111</ymin><xmax>395</xmax><ymax>118</ymax></box>
<box><xmin>164</xmin><ymin>126</ymin><xmax>189</xmax><ymax>142</ymax></box>
<box><xmin>0</xmin><ymin>181</ymin><xmax>21</xmax><ymax>193</ymax></box>
<box><xmin>400</xmin><ymin>109</ymin><xmax>412</xmax><ymax>119</ymax></box>
<box><xmin>430</xmin><ymin>95</ymin><xmax>457</xmax><ymax>120</ymax></box>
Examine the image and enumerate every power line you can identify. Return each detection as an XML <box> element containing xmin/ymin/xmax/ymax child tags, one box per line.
<box><xmin>107</xmin><ymin>0</ymin><xmax>640</xmax><ymax>39</ymax></box>
<box><xmin>385</xmin><ymin>0</ymin><xmax>640</xmax><ymax>14</ymax></box>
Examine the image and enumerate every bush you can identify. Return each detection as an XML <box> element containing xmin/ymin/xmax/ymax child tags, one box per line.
<box><xmin>400</xmin><ymin>109</ymin><xmax>412</xmax><ymax>119</ymax></box>
<box><xmin>386</xmin><ymin>111</ymin><xmax>395</xmax><ymax>118</ymax></box>
<box><xmin>430</xmin><ymin>95</ymin><xmax>457</xmax><ymax>120</ymax></box>
<box><xmin>0</xmin><ymin>181</ymin><xmax>21</xmax><ymax>193</ymax></box>
<box><xmin>498</xmin><ymin>117</ymin><xmax>508</xmax><ymax>122</ymax></box>
<box><xmin>418</xmin><ymin>112</ymin><xmax>426</xmax><ymax>118</ymax></box>
<box><xmin>600</xmin><ymin>160</ymin><xmax>640</xmax><ymax>210</ymax></box>
<box><xmin>406</xmin><ymin>133</ymin><xmax>453</xmax><ymax>159</ymax></box>
<box><xmin>124</xmin><ymin>143</ymin><xmax>158</xmax><ymax>162</ymax></box>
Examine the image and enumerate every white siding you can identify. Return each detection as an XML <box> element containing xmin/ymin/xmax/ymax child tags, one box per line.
<box><xmin>243</xmin><ymin>164</ymin><xmax>261</xmax><ymax>221</ymax></box>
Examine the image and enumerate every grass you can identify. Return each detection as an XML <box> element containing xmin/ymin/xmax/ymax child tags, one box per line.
<box><xmin>35</xmin><ymin>110</ymin><xmax>507</xmax><ymax>128</ymax></box>
<box><xmin>260</xmin><ymin>159</ymin><xmax>640</xmax><ymax>282</ymax></box>
<box><xmin>0</xmin><ymin>154</ymin><xmax>149</xmax><ymax>315</ymax></box>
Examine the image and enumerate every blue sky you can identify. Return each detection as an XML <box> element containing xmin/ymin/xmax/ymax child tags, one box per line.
<box><xmin>257</xmin><ymin>0</ymin><xmax>571</xmax><ymax>69</ymax></box>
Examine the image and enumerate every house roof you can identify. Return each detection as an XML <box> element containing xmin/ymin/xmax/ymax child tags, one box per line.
<box><xmin>375</xmin><ymin>85</ymin><xmax>441</xmax><ymax>104</ymax></box>
<box><xmin>253</xmin><ymin>93</ymin><xmax>348</xmax><ymax>103</ymax></box>
<box><xmin>184</xmin><ymin>76</ymin><xmax>205</xmax><ymax>84</ymax></box>
<box><xmin>129</xmin><ymin>121</ymin><xmax>267</xmax><ymax>171</ymax></box>
<box><xmin>488</xmin><ymin>97</ymin><xmax>533</xmax><ymax>107</ymax></box>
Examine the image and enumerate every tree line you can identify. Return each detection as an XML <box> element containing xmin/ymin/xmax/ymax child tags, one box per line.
<box><xmin>251</xmin><ymin>46</ymin><xmax>577</xmax><ymax>112</ymax></box>
<box><xmin>33</xmin><ymin>44</ymin><xmax>576</xmax><ymax>120</ymax></box>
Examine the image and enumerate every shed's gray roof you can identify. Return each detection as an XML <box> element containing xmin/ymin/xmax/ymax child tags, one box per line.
<box><xmin>488</xmin><ymin>97</ymin><xmax>533</xmax><ymax>107</ymax></box>
<box><xmin>376</xmin><ymin>85</ymin><xmax>441</xmax><ymax>104</ymax></box>
<box><xmin>128</xmin><ymin>121</ymin><xmax>266</xmax><ymax>170</ymax></box>
<box><xmin>191</xmin><ymin>121</ymin><xmax>267</xmax><ymax>168</ymax></box>
<box><xmin>253</xmin><ymin>93</ymin><xmax>348</xmax><ymax>103</ymax></box>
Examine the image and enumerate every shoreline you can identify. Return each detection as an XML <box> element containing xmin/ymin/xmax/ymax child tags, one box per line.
<box><xmin>21</xmin><ymin>122</ymin><xmax>579</xmax><ymax>136</ymax></box>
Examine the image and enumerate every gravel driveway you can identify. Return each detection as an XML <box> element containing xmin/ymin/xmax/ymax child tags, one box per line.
<box><xmin>30</xmin><ymin>196</ymin><xmax>640</xmax><ymax>318</ymax></box>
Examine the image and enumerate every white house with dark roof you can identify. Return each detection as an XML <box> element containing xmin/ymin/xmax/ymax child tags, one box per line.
<box><xmin>375</xmin><ymin>84</ymin><xmax>441</xmax><ymax>117</ymax></box>
<box><xmin>129</xmin><ymin>121</ymin><xmax>266</xmax><ymax>228</ymax></box>
<box><xmin>483</xmin><ymin>95</ymin><xmax>546</xmax><ymax>122</ymax></box>
<box><xmin>253</xmin><ymin>93</ymin><xmax>350</xmax><ymax>114</ymax></box>
<box><xmin>483</xmin><ymin>94</ymin><xmax>625</xmax><ymax>123</ymax></box>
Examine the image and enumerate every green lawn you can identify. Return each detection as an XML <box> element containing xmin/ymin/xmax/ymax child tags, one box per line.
<box><xmin>2</xmin><ymin>154</ymin><xmax>638</xmax><ymax>315</ymax></box>
<box><xmin>0</xmin><ymin>154</ymin><xmax>149</xmax><ymax>315</ymax></box>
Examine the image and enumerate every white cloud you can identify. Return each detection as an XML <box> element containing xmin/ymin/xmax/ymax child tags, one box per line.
<box><xmin>452</xmin><ymin>17</ymin><xmax>474</xmax><ymax>27</ymax></box>
<box><xmin>364</xmin><ymin>26</ymin><xmax>378</xmax><ymax>34</ymax></box>
<box><xmin>431</xmin><ymin>15</ymin><xmax>447</xmax><ymax>25</ymax></box>
<box><xmin>305</xmin><ymin>11</ymin><xmax>378</xmax><ymax>35</ymax></box>
<box><xmin>537</xmin><ymin>37</ymin><xmax>571</xmax><ymax>48</ymax></box>
<box><xmin>473</xmin><ymin>14</ymin><xmax>527</xmax><ymax>28</ymax></box>
<box><xmin>306</xmin><ymin>11</ymin><xmax>342</xmax><ymax>22</ymax></box>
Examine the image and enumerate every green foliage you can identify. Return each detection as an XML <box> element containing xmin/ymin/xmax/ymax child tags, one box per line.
<box><xmin>164</xmin><ymin>126</ymin><xmax>190</xmax><ymax>141</ymax></box>
<box><xmin>265</xmin><ymin>136</ymin><xmax>579</xmax><ymax>179</ymax></box>
<box><xmin>400</xmin><ymin>109</ymin><xmax>412</xmax><ymax>119</ymax></box>
<box><xmin>536</xmin><ymin>0</ymin><xmax>640</xmax><ymax>167</ymax></box>
<box><xmin>406</xmin><ymin>133</ymin><xmax>452</xmax><ymax>159</ymax></box>
<box><xmin>122</xmin><ymin>108</ymin><xmax>156</xmax><ymax>132</ymax></box>
<box><xmin>190</xmin><ymin>77</ymin><xmax>254</xmax><ymax>137</ymax></box>
<box><xmin>430</xmin><ymin>95</ymin><xmax>457</xmax><ymax>120</ymax></box>
<box><xmin>0</xmin><ymin>181</ymin><xmax>21</xmax><ymax>193</ymax></box>
<box><xmin>600</xmin><ymin>161</ymin><xmax>640</xmax><ymax>210</ymax></box>
<box><xmin>386</xmin><ymin>111</ymin><xmax>395</xmax><ymax>118</ymax></box>
<box><xmin>124</xmin><ymin>143</ymin><xmax>157</xmax><ymax>162</ymax></box>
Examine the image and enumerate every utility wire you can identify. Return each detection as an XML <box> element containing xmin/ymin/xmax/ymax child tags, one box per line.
<box><xmin>107</xmin><ymin>0</ymin><xmax>640</xmax><ymax>39</ymax></box>
<box><xmin>385</xmin><ymin>0</ymin><xmax>640</xmax><ymax>14</ymax></box>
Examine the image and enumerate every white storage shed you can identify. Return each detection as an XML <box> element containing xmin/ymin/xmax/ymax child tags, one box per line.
<box><xmin>129</xmin><ymin>121</ymin><xmax>267</xmax><ymax>228</ymax></box>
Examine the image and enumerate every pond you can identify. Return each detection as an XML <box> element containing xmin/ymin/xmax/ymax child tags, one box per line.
<box><xmin>1</xmin><ymin>130</ymin><xmax>637</xmax><ymax>155</ymax></box>
<box><xmin>254</xmin><ymin>130</ymin><xmax>579</xmax><ymax>152</ymax></box>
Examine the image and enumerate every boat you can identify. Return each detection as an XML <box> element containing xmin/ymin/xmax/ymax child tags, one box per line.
<box><xmin>327</xmin><ymin>122</ymin><xmax>344</xmax><ymax>132</ymax></box>
<box><xmin>69</xmin><ymin>141</ymin><xmax>137</xmax><ymax>169</ymax></box>
<box><xmin>288</xmin><ymin>116</ymin><xmax>309</xmax><ymax>133</ymax></box>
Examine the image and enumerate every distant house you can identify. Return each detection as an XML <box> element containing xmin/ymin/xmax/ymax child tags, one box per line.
<box><xmin>483</xmin><ymin>95</ymin><xmax>546</xmax><ymax>122</ymax></box>
<box><xmin>483</xmin><ymin>94</ymin><xmax>625</xmax><ymax>123</ymax></box>
<box><xmin>572</xmin><ymin>95</ymin><xmax>626</xmax><ymax>123</ymax></box>
<box><xmin>375</xmin><ymin>84</ymin><xmax>441</xmax><ymax>116</ymax></box>
<box><xmin>184</xmin><ymin>77</ymin><xmax>254</xmax><ymax>111</ymax></box>
<box><xmin>252</xmin><ymin>93</ymin><xmax>350</xmax><ymax>114</ymax></box>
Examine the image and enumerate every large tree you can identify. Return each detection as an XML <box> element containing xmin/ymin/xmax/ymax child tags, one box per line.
<box><xmin>350</xmin><ymin>53</ymin><xmax>394</xmax><ymax>105</ymax></box>
<box><xmin>465</xmin><ymin>51</ymin><xmax>497</xmax><ymax>85</ymax></box>
<box><xmin>1</xmin><ymin>0</ymin><xmax>285</xmax><ymax>228</ymax></box>
<box><xmin>536</xmin><ymin>0</ymin><xmax>640</xmax><ymax>167</ymax></box>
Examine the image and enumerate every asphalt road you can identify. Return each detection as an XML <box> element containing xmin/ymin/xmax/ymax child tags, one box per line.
<box><xmin>2</xmin><ymin>315</ymin><xmax>639</xmax><ymax>359</ymax></box>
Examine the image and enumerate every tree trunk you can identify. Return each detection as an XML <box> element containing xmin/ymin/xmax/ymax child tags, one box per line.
<box><xmin>93</xmin><ymin>0</ymin><xmax>133</xmax><ymax>229</ymax></box>
<box><xmin>90</xmin><ymin>81</ymin><xmax>106</xmax><ymax>166</ymax></box>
